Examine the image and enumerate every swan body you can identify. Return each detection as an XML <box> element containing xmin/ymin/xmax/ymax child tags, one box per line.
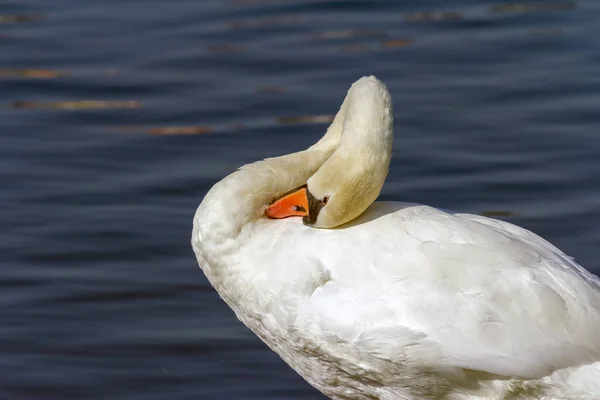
<box><xmin>192</xmin><ymin>76</ymin><xmax>600</xmax><ymax>399</ymax></box>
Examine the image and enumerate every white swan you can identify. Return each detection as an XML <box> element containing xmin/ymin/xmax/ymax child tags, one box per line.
<box><xmin>191</xmin><ymin>76</ymin><xmax>600</xmax><ymax>399</ymax></box>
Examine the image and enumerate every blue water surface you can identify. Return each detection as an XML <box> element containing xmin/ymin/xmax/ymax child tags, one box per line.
<box><xmin>1</xmin><ymin>0</ymin><xmax>599</xmax><ymax>398</ymax></box>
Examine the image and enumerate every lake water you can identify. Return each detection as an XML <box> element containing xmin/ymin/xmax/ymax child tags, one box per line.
<box><xmin>2</xmin><ymin>0</ymin><xmax>600</xmax><ymax>399</ymax></box>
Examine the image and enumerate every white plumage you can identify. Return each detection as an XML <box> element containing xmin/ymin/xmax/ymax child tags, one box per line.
<box><xmin>192</xmin><ymin>76</ymin><xmax>600</xmax><ymax>399</ymax></box>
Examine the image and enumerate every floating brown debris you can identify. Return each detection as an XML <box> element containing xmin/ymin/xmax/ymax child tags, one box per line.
<box><xmin>256</xmin><ymin>86</ymin><xmax>286</xmax><ymax>94</ymax></box>
<box><xmin>0</xmin><ymin>14</ymin><xmax>42</xmax><ymax>24</ymax></box>
<box><xmin>479</xmin><ymin>210</ymin><xmax>519</xmax><ymax>217</ymax></box>
<box><xmin>229</xmin><ymin>15</ymin><xmax>301</xmax><ymax>30</ymax></box>
<box><xmin>312</xmin><ymin>29</ymin><xmax>384</xmax><ymax>40</ymax></box>
<box><xmin>343</xmin><ymin>44</ymin><xmax>371</xmax><ymax>53</ymax></box>
<box><xmin>207</xmin><ymin>44</ymin><xmax>243</xmax><ymax>54</ymax></box>
<box><xmin>491</xmin><ymin>1</ymin><xmax>577</xmax><ymax>14</ymax></box>
<box><xmin>148</xmin><ymin>126</ymin><xmax>212</xmax><ymax>135</ymax></box>
<box><xmin>106</xmin><ymin>68</ymin><xmax>119</xmax><ymax>76</ymax></box>
<box><xmin>405</xmin><ymin>11</ymin><xmax>462</xmax><ymax>22</ymax></box>
<box><xmin>0</xmin><ymin>69</ymin><xmax>65</xmax><ymax>79</ymax></box>
<box><xmin>381</xmin><ymin>39</ymin><xmax>413</xmax><ymax>49</ymax></box>
<box><xmin>277</xmin><ymin>115</ymin><xmax>334</xmax><ymax>125</ymax></box>
<box><xmin>11</xmin><ymin>100</ymin><xmax>141</xmax><ymax>110</ymax></box>
<box><xmin>229</xmin><ymin>0</ymin><xmax>291</xmax><ymax>6</ymax></box>
<box><xmin>117</xmin><ymin>116</ymin><xmax>332</xmax><ymax>135</ymax></box>
<box><xmin>342</xmin><ymin>39</ymin><xmax>412</xmax><ymax>53</ymax></box>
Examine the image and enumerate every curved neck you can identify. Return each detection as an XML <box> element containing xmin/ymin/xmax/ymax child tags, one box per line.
<box><xmin>192</xmin><ymin>81</ymin><xmax>352</xmax><ymax>256</ymax></box>
<box><xmin>200</xmin><ymin>143</ymin><xmax>336</xmax><ymax>236</ymax></box>
<box><xmin>192</xmin><ymin>112</ymin><xmax>343</xmax><ymax>279</ymax></box>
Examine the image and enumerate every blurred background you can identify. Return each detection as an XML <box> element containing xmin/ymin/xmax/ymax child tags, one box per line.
<box><xmin>1</xmin><ymin>0</ymin><xmax>599</xmax><ymax>399</ymax></box>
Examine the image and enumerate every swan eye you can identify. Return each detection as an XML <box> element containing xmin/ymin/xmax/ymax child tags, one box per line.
<box><xmin>322</xmin><ymin>196</ymin><xmax>329</xmax><ymax>205</ymax></box>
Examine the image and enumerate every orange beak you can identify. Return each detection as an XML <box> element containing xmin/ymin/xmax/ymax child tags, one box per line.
<box><xmin>265</xmin><ymin>185</ymin><xmax>309</xmax><ymax>219</ymax></box>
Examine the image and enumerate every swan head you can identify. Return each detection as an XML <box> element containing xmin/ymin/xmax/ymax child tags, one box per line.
<box><xmin>266</xmin><ymin>76</ymin><xmax>393</xmax><ymax>228</ymax></box>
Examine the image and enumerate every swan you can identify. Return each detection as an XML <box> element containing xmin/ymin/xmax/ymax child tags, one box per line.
<box><xmin>191</xmin><ymin>76</ymin><xmax>600</xmax><ymax>399</ymax></box>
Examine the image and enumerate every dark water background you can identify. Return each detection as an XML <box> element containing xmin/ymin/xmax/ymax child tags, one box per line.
<box><xmin>2</xmin><ymin>0</ymin><xmax>600</xmax><ymax>399</ymax></box>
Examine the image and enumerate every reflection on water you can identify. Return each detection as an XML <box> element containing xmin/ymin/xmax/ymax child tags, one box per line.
<box><xmin>1</xmin><ymin>0</ymin><xmax>600</xmax><ymax>399</ymax></box>
<box><xmin>277</xmin><ymin>115</ymin><xmax>334</xmax><ymax>125</ymax></box>
<box><xmin>10</xmin><ymin>100</ymin><xmax>142</xmax><ymax>110</ymax></box>
<box><xmin>256</xmin><ymin>85</ymin><xmax>286</xmax><ymax>94</ymax></box>
<box><xmin>491</xmin><ymin>1</ymin><xmax>578</xmax><ymax>13</ymax></box>
<box><xmin>405</xmin><ymin>11</ymin><xmax>462</xmax><ymax>22</ymax></box>
<box><xmin>312</xmin><ymin>29</ymin><xmax>385</xmax><ymax>40</ymax></box>
<box><xmin>115</xmin><ymin>114</ymin><xmax>333</xmax><ymax>135</ymax></box>
<box><xmin>381</xmin><ymin>39</ymin><xmax>414</xmax><ymax>49</ymax></box>
<box><xmin>0</xmin><ymin>69</ymin><xmax>65</xmax><ymax>78</ymax></box>
<box><xmin>0</xmin><ymin>14</ymin><xmax>42</xmax><ymax>24</ymax></box>
<box><xmin>148</xmin><ymin>126</ymin><xmax>213</xmax><ymax>135</ymax></box>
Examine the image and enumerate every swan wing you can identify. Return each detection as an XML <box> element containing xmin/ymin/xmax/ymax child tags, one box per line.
<box><xmin>290</xmin><ymin>204</ymin><xmax>600</xmax><ymax>379</ymax></box>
